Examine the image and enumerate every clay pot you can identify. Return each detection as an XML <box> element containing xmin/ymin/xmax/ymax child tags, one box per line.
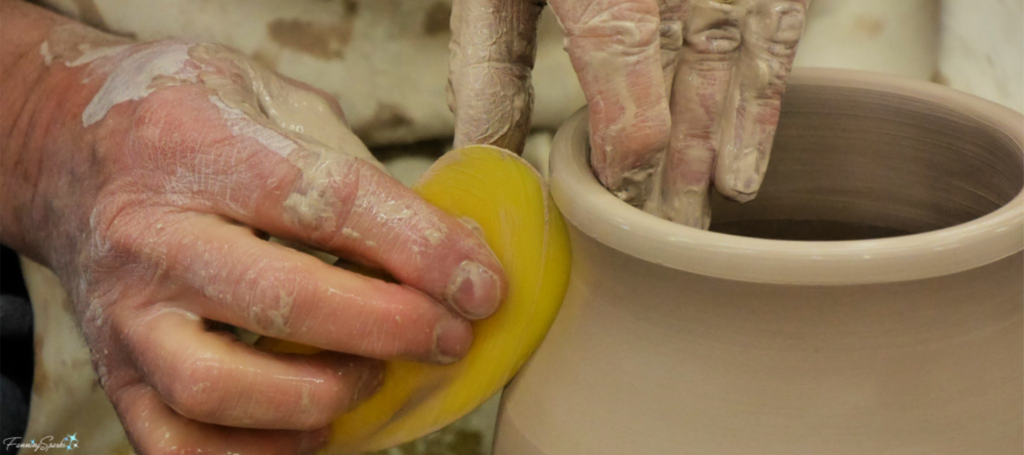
<box><xmin>494</xmin><ymin>69</ymin><xmax>1024</xmax><ymax>455</ymax></box>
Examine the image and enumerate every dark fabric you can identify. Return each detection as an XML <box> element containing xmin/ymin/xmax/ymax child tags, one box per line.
<box><xmin>1</xmin><ymin>244</ymin><xmax>33</xmax><ymax>452</ymax></box>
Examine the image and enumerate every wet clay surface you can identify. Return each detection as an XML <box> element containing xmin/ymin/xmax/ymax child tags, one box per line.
<box><xmin>709</xmin><ymin>219</ymin><xmax>910</xmax><ymax>241</ymax></box>
<box><xmin>495</xmin><ymin>69</ymin><xmax>1024</xmax><ymax>455</ymax></box>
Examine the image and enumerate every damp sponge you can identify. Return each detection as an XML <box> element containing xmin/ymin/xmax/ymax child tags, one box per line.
<box><xmin>258</xmin><ymin>145</ymin><xmax>571</xmax><ymax>453</ymax></box>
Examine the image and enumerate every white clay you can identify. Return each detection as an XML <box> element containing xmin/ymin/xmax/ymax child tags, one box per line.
<box><xmin>82</xmin><ymin>42</ymin><xmax>196</xmax><ymax>127</ymax></box>
<box><xmin>208</xmin><ymin>94</ymin><xmax>298</xmax><ymax>158</ymax></box>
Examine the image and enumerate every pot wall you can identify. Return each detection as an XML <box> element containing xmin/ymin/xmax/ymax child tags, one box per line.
<box><xmin>494</xmin><ymin>69</ymin><xmax>1024</xmax><ymax>455</ymax></box>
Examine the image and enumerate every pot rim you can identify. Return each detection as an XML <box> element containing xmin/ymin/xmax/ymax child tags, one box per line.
<box><xmin>549</xmin><ymin>68</ymin><xmax>1024</xmax><ymax>285</ymax></box>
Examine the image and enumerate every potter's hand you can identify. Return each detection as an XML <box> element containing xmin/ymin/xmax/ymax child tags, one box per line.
<box><xmin>0</xmin><ymin>5</ymin><xmax>504</xmax><ymax>454</ymax></box>
<box><xmin>448</xmin><ymin>0</ymin><xmax>809</xmax><ymax>228</ymax></box>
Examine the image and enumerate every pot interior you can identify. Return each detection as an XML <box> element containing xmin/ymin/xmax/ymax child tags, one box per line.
<box><xmin>707</xmin><ymin>84</ymin><xmax>1024</xmax><ymax>241</ymax></box>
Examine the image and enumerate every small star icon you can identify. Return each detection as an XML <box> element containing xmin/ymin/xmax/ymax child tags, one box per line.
<box><xmin>64</xmin><ymin>433</ymin><xmax>78</xmax><ymax>450</ymax></box>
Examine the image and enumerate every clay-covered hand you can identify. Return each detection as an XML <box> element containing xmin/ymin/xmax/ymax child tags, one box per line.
<box><xmin>448</xmin><ymin>0</ymin><xmax>809</xmax><ymax>228</ymax></box>
<box><xmin>4</xmin><ymin>21</ymin><xmax>504</xmax><ymax>455</ymax></box>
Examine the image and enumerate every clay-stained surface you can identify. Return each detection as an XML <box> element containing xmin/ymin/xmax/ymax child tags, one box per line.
<box><xmin>38</xmin><ymin>0</ymin><xmax>587</xmax><ymax>147</ymax></box>
<box><xmin>39</xmin><ymin>0</ymin><xmax>945</xmax><ymax>148</ymax></box>
<box><xmin>496</xmin><ymin>69</ymin><xmax>1024</xmax><ymax>454</ymax></box>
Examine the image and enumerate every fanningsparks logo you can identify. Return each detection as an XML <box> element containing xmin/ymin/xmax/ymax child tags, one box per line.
<box><xmin>3</xmin><ymin>433</ymin><xmax>79</xmax><ymax>452</ymax></box>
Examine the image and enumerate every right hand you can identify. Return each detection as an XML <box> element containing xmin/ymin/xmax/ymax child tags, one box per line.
<box><xmin>448</xmin><ymin>0</ymin><xmax>810</xmax><ymax>228</ymax></box>
<box><xmin>9</xmin><ymin>24</ymin><xmax>505</xmax><ymax>455</ymax></box>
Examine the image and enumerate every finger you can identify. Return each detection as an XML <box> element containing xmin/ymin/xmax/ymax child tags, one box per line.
<box><xmin>657</xmin><ymin>0</ymin><xmax>688</xmax><ymax>86</ymax></box>
<box><xmin>713</xmin><ymin>0</ymin><xmax>808</xmax><ymax>201</ymax></box>
<box><xmin>111</xmin><ymin>382</ymin><xmax>329</xmax><ymax>455</ymax></box>
<box><xmin>549</xmin><ymin>0</ymin><xmax>671</xmax><ymax>205</ymax></box>
<box><xmin>114</xmin><ymin>306</ymin><xmax>382</xmax><ymax>429</ymax></box>
<box><xmin>161</xmin><ymin>214</ymin><xmax>474</xmax><ymax>364</ymax></box>
<box><xmin>261</xmin><ymin>148</ymin><xmax>505</xmax><ymax>321</ymax></box>
<box><xmin>136</xmin><ymin>87</ymin><xmax>506</xmax><ymax>321</ymax></box>
<box><xmin>651</xmin><ymin>0</ymin><xmax>743</xmax><ymax>228</ymax></box>
<box><xmin>449</xmin><ymin>0</ymin><xmax>544</xmax><ymax>153</ymax></box>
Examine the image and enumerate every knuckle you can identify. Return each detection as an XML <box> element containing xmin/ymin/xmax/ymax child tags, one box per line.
<box><xmin>658</xmin><ymin>20</ymin><xmax>684</xmax><ymax>52</ymax></box>
<box><xmin>87</xmin><ymin>201</ymin><xmax>146</xmax><ymax>269</ymax></box>
<box><xmin>748</xmin><ymin>1</ymin><xmax>806</xmax><ymax>56</ymax></box>
<box><xmin>237</xmin><ymin>259</ymin><xmax>309</xmax><ymax>336</ymax></box>
<box><xmin>281</xmin><ymin>150</ymin><xmax>363</xmax><ymax>244</ymax></box>
<box><xmin>685</xmin><ymin>3</ymin><xmax>742</xmax><ymax>54</ymax></box>
<box><xmin>163</xmin><ymin>359</ymin><xmax>222</xmax><ymax>419</ymax></box>
<box><xmin>568</xmin><ymin>0</ymin><xmax>662</xmax><ymax>52</ymax></box>
<box><xmin>751</xmin><ymin>55</ymin><xmax>793</xmax><ymax>98</ymax></box>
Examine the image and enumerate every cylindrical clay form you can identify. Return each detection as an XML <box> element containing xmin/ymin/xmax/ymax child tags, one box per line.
<box><xmin>494</xmin><ymin>69</ymin><xmax>1024</xmax><ymax>455</ymax></box>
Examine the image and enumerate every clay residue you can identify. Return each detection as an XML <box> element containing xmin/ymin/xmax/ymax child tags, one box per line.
<box><xmin>40</xmin><ymin>41</ymin><xmax>53</xmax><ymax>65</ymax></box>
<box><xmin>424</xmin><ymin>228</ymin><xmax>445</xmax><ymax>245</ymax></box>
<box><xmin>424</xmin><ymin>2</ymin><xmax>453</xmax><ymax>36</ymax></box>
<box><xmin>39</xmin><ymin>23</ymin><xmax>132</xmax><ymax>69</ymax></box>
<box><xmin>448</xmin><ymin>0</ymin><xmax>542</xmax><ymax>153</ymax></box>
<box><xmin>208</xmin><ymin>95</ymin><xmax>298</xmax><ymax>158</ymax></box>
<box><xmin>268</xmin><ymin>17</ymin><xmax>354</xmax><ymax>60</ymax></box>
<box><xmin>191</xmin><ymin>43</ymin><xmax>383</xmax><ymax>168</ymax></box>
<box><xmin>187</xmin><ymin>43</ymin><xmax>394</xmax><ymax>235</ymax></box>
<box><xmin>67</xmin><ymin>43</ymin><xmax>133</xmax><ymax>68</ymax></box>
<box><xmin>459</xmin><ymin>217</ymin><xmax>485</xmax><ymax>240</ymax></box>
<box><xmin>853</xmin><ymin>15</ymin><xmax>886</xmax><ymax>38</ymax></box>
<box><xmin>82</xmin><ymin>42</ymin><xmax>198</xmax><ymax>127</ymax></box>
<box><xmin>645</xmin><ymin>0</ymin><xmax>808</xmax><ymax>229</ymax></box>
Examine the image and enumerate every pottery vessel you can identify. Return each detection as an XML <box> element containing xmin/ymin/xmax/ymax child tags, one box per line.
<box><xmin>494</xmin><ymin>68</ymin><xmax>1024</xmax><ymax>455</ymax></box>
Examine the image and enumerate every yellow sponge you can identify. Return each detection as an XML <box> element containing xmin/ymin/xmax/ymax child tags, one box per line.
<box><xmin>258</xmin><ymin>145</ymin><xmax>571</xmax><ymax>453</ymax></box>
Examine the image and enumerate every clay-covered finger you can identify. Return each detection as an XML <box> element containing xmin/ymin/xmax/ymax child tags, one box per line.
<box><xmin>448</xmin><ymin>0</ymin><xmax>544</xmax><ymax>153</ymax></box>
<box><xmin>247</xmin><ymin>76</ymin><xmax>506</xmax><ymax>320</ymax></box>
<box><xmin>652</xmin><ymin>0</ymin><xmax>743</xmax><ymax>227</ymax></box>
<box><xmin>158</xmin><ymin>215</ymin><xmax>474</xmax><ymax>364</ymax></box>
<box><xmin>114</xmin><ymin>306</ymin><xmax>382</xmax><ymax>429</ymax></box>
<box><xmin>111</xmin><ymin>382</ymin><xmax>330</xmax><ymax>454</ymax></box>
<box><xmin>135</xmin><ymin>87</ymin><xmax>507</xmax><ymax>322</ymax></box>
<box><xmin>548</xmin><ymin>0</ymin><xmax>671</xmax><ymax>205</ymax></box>
<box><xmin>657</xmin><ymin>0</ymin><xmax>688</xmax><ymax>86</ymax></box>
<box><xmin>256</xmin><ymin>151</ymin><xmax>505</xmax><ymax>321</ymax></box>
<box><xmin>713</xmin><ymin>0</ymin><xmax>808</xmax><ymax>201</ymax></box>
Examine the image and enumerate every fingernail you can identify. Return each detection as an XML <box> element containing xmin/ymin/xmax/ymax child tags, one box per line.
<box><xmin>432</xmin><ymin>318</ymin><xmax>472</xmax><ymax>364</ymax></box>
<box><xmin>299</xmin><ymin>427</ymin><xmax>331</xmax><ymax>455</ymax></box>
<box><xmin>445</xmin><ymin>260</ymin><xmax>501</xmax><ymax>319</ymax></box>
<box><xmin>725</xmin><ymin>147</ymin><xmax>763</xmax><ymax>202</ymax></box>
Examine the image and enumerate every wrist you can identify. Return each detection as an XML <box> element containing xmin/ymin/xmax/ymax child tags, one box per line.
<box><xmin>0</xmin><ymin>0</ymin><xmax>131</xmax><ymax>264</ymax></box>
<box><xmin>0</xmin><ymin>2</ymin><xmax>63</xmax><ymax>259</ymax></box>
